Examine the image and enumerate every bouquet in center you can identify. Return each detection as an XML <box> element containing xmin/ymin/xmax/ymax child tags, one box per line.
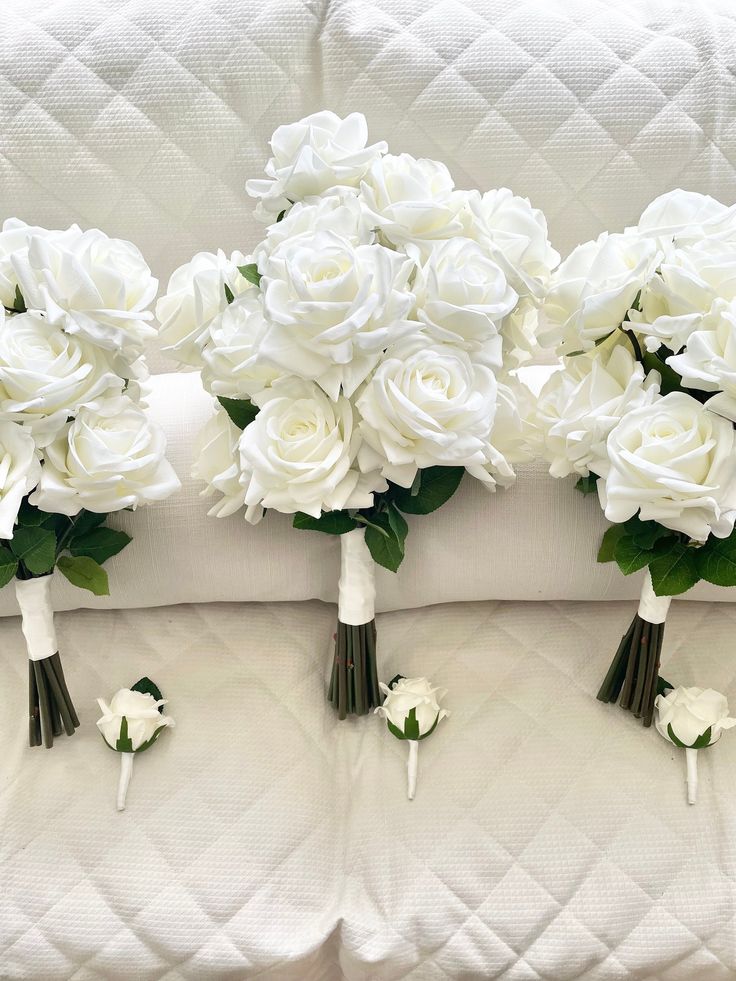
<box><xmin>159</xmin><ymin>111</ymin><xmax>558</xmax><ymax>717</ymax></box>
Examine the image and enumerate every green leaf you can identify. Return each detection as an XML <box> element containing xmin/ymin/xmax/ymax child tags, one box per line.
<box><xmin>692</xmin><ymin>726</ymin><xmax>714</xmax><ymax>750</ymax></box>
<box><xmin>276</xmin><ymin>209</ymin><xmax>286</xmax><ymax>223</ymax></box>
<box><xmin>649</xmin><ymin>540</ymin><xmax>699</xmax><ymax>596</ymax></box>
<box><xmin>67</xmin><ymin>510</ymin><xmax>107</xmax><ymax>539</ymax></box>
<box><xmin>403</xmin><ymin>707</ymin><xmax>420</xmax><ymax>740</ymax></box>
<box><xmin>388</xmin><ymin>674</ymin><xmax>404</xmax><ymax>690</ymax></box>
<box><xmin>624</xmin><ymin>517</ymin><xmax>673</xmax><ymax>550</ymax></box>
<box><xmin>0</xmin><ymin>546</ymin><xmax>18</xmax><ymax>587</ymax></box>
<box><xmin>115</xmin><ymin>715</ymin><xmax>134</xmax><ymax>753</ymax></box>
<box><xmin>613</xmin><ymin>536</ymin><xmax>655</xmax><ymax>576</ymax></box>
<box><xmin>695</xmin><ymin>531</ymin><xmax>736</xmax><ymax>587</ymax></box>
<box><xmin>387</xmin><ymin>720</ymin><xmax>407</xmax><ymax>741</ymax></box>
<box><xmin>131</xmin><ymin>676</ymin><xmax>164</xmax><ymax>710</ymax></box>
<box><xmin>16</xmin><ymin>500</ymin><xmax>56</xmax><ymax>528</ymax></box>
<box><xmin>597</xmin><ymin>524</ymin><xmax>626</xmax><ymax>563</ymax></box>
<box><xmin>666</xmin><ymin>723</ymin><xmax>687</xmax><ymax>749</ymax></box>
<box><xmin>224</xmin><ymin>282</ymin><xmax>235</xmax><ymax>304</ymax></box>
<box><xmin>70</xmin><ymin>527</ymin><xmax>131</xmax><ymax>565</ymax></box>
<box><xmin>364</xmin><ymin>505</ymin><xmax>407</xmax><ymax>573</ymax></box>
<box><xmin>11</xmin><ymin>285</ymin><xmax>26</xmax><ymax>313</ymax></box>
<box><xmin>656</xmin><ymin>676</ymin><xmax>673</xmax><ymax>697</ymax></box>
<box><xmin>238</xmin><ymin>263</ymin><xmax>262</xmax><ymax>287</ymax></box>
<box><xmin>390</xmin><ymin>467</ymin><xmax>464</xmax><ymax>515</ymax></box>
<box><xmin>575</xmin><ymin>473</ymin><xmax>599</xmax><ymax>495</ymax></box>
<box><xmin>386</xmin><ymin>502</ymin><xmax>408</xmax><ymax>544</ymax></box>
<box><xmin>10</xmin><ymin>526</ymin><xmax>57</xmax><ymax>575</ymax></box>
<box><xmin>56</xmin><ymin>554</ymin><xmax>110</xmax><ymax>595</ymax></box>
<box><xmin>293</xmin><ymin>511</ymin><xmax>358</xmax><ymax>535</ymax></box>
<box><xmin>642</xmin><ymin>348</ymin><xmax>684</xmax><ymax>395</ymax></box>
<box><xmin>217</xmin><ymin>396</ymin><xmax>259</xmax><ymax>430</ymax></box>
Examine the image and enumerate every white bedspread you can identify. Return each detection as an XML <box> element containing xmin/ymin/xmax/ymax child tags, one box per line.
<box><xmin>1</xmin><ymin>598</ymin><xmax>735</xmax><ymax>979</ymax></box>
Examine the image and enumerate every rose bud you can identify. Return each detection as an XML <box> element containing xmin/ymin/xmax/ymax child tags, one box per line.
<box><xmin>375</xmin><ymin>675</ymin><xmax>449</xmax><ymax>799</ymax></box>
<box><xmin>655</xmin><ymin>686</ymin><xmax>736</xmax><ymax>804</ymax></box>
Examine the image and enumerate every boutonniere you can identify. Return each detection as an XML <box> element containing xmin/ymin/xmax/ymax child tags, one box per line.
<box><xmin>376</xmin><ymin>675</ymin><xmax>448</xmax><ymax>799</ymax></box>
<box><xmin>655</xmin><ymin>686</ymin><xmax>735</xmax><ymax>803</ymax></box>
<box><xmin>96</xmin><ymin>678</ymin><xmax>175</xmax><ymax>810</ymax></box>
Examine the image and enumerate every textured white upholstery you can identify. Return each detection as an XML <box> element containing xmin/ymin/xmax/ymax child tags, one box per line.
<box><xmin>1</xmin><ymin>598</ymin><xmax>735</xmax><ymax>979</ymax></box>
<box><xmin>2</xmin><ymin>4</ymin><xmax>736</xmax><ymax>979</ymax></box>
<box><xmin>2</xmin><ymin>0</ymin><xmax>735</xmax><ymax>372</ymax></box>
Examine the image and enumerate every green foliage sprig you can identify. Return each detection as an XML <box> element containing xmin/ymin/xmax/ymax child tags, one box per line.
<box><xmin>0</xmin><ymin>499</ymin><xmax>132</xmax><ymax>594</ymax></box>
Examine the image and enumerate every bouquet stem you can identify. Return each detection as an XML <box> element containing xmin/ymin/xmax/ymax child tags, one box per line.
<box><xmin>17</xmin><ymin>577</ymin><xmax>79</xmax><ymax>749</ymax></box>
<box><xmin>329</xmin><ymin>528</ymin><xmax>381</xmax><ymax>719</ymax></box>
<box><xmin>597</xmin><ymin>573</ymin><xmax>670</xmax><ymax>726</ymax></box>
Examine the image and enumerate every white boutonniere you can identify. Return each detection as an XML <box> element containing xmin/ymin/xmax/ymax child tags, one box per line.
<box><xmin>97</xmin><ymin>678</ymin><xmax>175</xmax><ymax>810</ymax></box>
<box><xmin>655</xmin><ymin>685</ymin><xmax>736</xmax><ymax>803</ymax></box>
<box><xmin>375</xmin><ymin>675</ymin><xmax>449</xmax><ymax>799</ymax></box>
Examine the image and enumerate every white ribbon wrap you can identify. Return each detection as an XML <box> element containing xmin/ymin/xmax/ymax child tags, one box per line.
<box><xmin>15</xmin><ymin>576</ymin><xmax>57</xmax><ymax>661</ymax></box>
<box><xmin>638</xmin><ymin>571</ymin><xmax>672</xmax><ymax>624</ymax></box>
<box><xmin>338</xmin><ymin>528</ymin><xmax>375</xmax><ymax>626</ymax></box>
<box><xmin>117</xmin><ymin>753</ymin><xmax>134</xmax><ymax>811</ymax></box>
<box><xmin>407</xmin><ymin>740</ymin><xmax>418</xmax><ymax>800</ymax></box>
<box><xmin>686</xmin><ymin>748</ymin><xmax>698</xmax><ymax>805</ymax></box>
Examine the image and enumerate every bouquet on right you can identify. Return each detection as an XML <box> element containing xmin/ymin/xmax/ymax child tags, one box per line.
<box><xmin>533</xmin><ymin>189</ymin><xmax>736</xmax><ymax>726</ymax></box>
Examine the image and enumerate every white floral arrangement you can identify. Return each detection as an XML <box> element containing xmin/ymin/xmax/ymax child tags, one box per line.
<box><xmin>0</xmin><ymin>220</ymin><xmax>180</xmax><ymax>748</ymax></box>
<box><xmin>531</xmin><ymin>189</ymin><xmax>736</xmax><ymax>726</ymax></box>
<box><xmin>158</xmin><ymin>110</ymin><xmax>558</xmax><ymax>719</ymax></box>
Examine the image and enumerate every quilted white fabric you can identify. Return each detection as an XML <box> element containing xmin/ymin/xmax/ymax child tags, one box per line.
<box><xmin>2</xmin><ymin>0</ymin><xmax>736</xmax><ymax>372</ymax></box>
<box><xmin>1</xmin><ymin>598</ymin><xmax>735</xmax><ymax>979</ymax></box>
<box><xmin>0</xmin><ymin>369</ymin><xmax>731</xmax><ymax>618</ymax></box>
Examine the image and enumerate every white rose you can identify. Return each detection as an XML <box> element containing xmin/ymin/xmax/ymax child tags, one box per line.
<box><xmin>0</xmin><ymin>420</ymin><xmax>40</xmax><ymax>538</ymax></box>
<box><xmin>156</xmin><ymin>250</ymin><xmax>250</xmax><ymax>366</ymax></box>
<box><xmin>96</xmin><ymin>688</ymin><xmax>174</xmax><ymax>752</ymax></box>
<box><xmin>356</xmin><ymin>334</ymin><xmax>499</xmax><ymax>488</ymax></box>
<box><xmin>239</xmin><ymin>378</ymin><xmax>387</xmax><ymax>519</ymax></box>
<box><xmin>533</xmin><ymin>334</ymin><xmax>660</xmax><ymax>479</ymax></box>
<box><xmin>636</xmin><ymin>189</ymin><xmax>736</xmax><ymax>247</ymax></box>
<box><xmin>30</xmin><ymin>395</ymin><xmax>181</xmax><ymax>515</ymax></box>
<box><xmin>0</xmin><ymin>311</ymin><xmax>122</xmax><ymax>445</ymax></box>
<box><xmin>628</xmin><ymin>239</ymin><xmax>736</xmax><ymax>353</ymax></box>
<box><xmin>599</xmin><ymin>391</ymin><xmax>736</xmax><ymax>541</ymax></box>
<box><xmin>459</xmin><ymin>187</ymin><xmax>560</xmax><ymax>300</ymax></box>
<box><xmin>539</xmin><ymin>232</ymin><xmax>661</xmax><ymax>353</ymax></box>
<box><xmin>253</xmin><ymin>191</ymin><xmax>375</xmax><ymax>265</ymax></box>
<box><xmin>655</xmin><ymin>686</ymin><xmax>736</xmax><ymax>748</ymax></box>
<box><xmin>376</xmin><ymin>676</ymin><xmax>449</xmax><ymax>738</ymax></box>
<box><xmin>200</xmin><ymin>291</ymin><xmax>284</xmax><ymax>400</ymax></box>
<box><xmin>259</xmin><ymin>230</ymin><xmax>415</xmax><ymax>399</ymax></box>
<box><xmin>360</xmin><ymin>153</ymin><xmax>464</xmax><ymax>249</ymax></box>
<box><xmin>667</xmin><ymin>299</ymin><xmax>736</xmax><ymax>421</ymax></box>
<box><xmin>245</xmin><ymin>111</ymin><xmax>387</xmax><ymax>219</ymax></box>
<box><xmin>410</xmin><ymin>237</ymin><xmax>517</xmax><ymax>363</ymax></box>
<box><xmin>192</xmin><ymin>408</ymin><xmax>252</xmax><ymax>519</ymax></box>
<box><xmin>13</xmin><ymin>226</ymin><xmax>158</xmax><ymax>362</ymax></box>
<box><xmin>0</xmin><ymin>218</ymin><xmax>52</xmax><ymax>309</ymax></box>
<box><xmin>484</xmin><ymin>376</ymin><xmax>535</xmax><ymax>490</ymax></box>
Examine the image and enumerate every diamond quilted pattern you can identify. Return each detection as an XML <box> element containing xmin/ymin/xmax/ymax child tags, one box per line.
<box><xmin>2</xmin><ymin>0</ymin><xmax>736</xmax><ymax>371</ymax></box>
<box><xmin>1</xmin><ymin>599</ymin><xmax>736</xmax><ymax>977</ymax></box>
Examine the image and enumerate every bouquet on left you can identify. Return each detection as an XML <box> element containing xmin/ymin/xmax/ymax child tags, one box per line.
<box><xmin>0</xmin><ymin>219</ymin><xmax>181</xmax><ymax>747</ymax></box>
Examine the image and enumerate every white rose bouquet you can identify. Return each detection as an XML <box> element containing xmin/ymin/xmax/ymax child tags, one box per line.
<box><xmin>160</xmin><ymin>110</ymin><xmax>557</xmax><ymax>719</ymax></box>
<box><xmin>0</xmin><ymin>219</ymin><xmax>180</xmax><ymax>748</ymax></box>
<box><xmin>533</xmin><ymin>189</ymin><xmax>736</xmax><ymax>727</ymax></box>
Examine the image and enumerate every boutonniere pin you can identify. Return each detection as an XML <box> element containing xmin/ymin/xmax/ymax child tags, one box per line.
<box><xmin>375</xmin><ymin>675</ymin><xmax>448</xmax><ymax>799</ymax></box>
<box><xmin>655</xmin><ymin>686</ymin><xmax>735</xmax><ymax>803</ymax></box>
<box><xmin>96</xmin><ymin>678</ymin><xmax>175</xmax><ymax>810</ymax></box>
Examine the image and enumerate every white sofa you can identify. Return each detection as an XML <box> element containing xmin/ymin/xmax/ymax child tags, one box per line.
<box><xmin>1</xmin><ymin>2</ymin><xmax>736</xmax><ymax>979</ymax></box>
